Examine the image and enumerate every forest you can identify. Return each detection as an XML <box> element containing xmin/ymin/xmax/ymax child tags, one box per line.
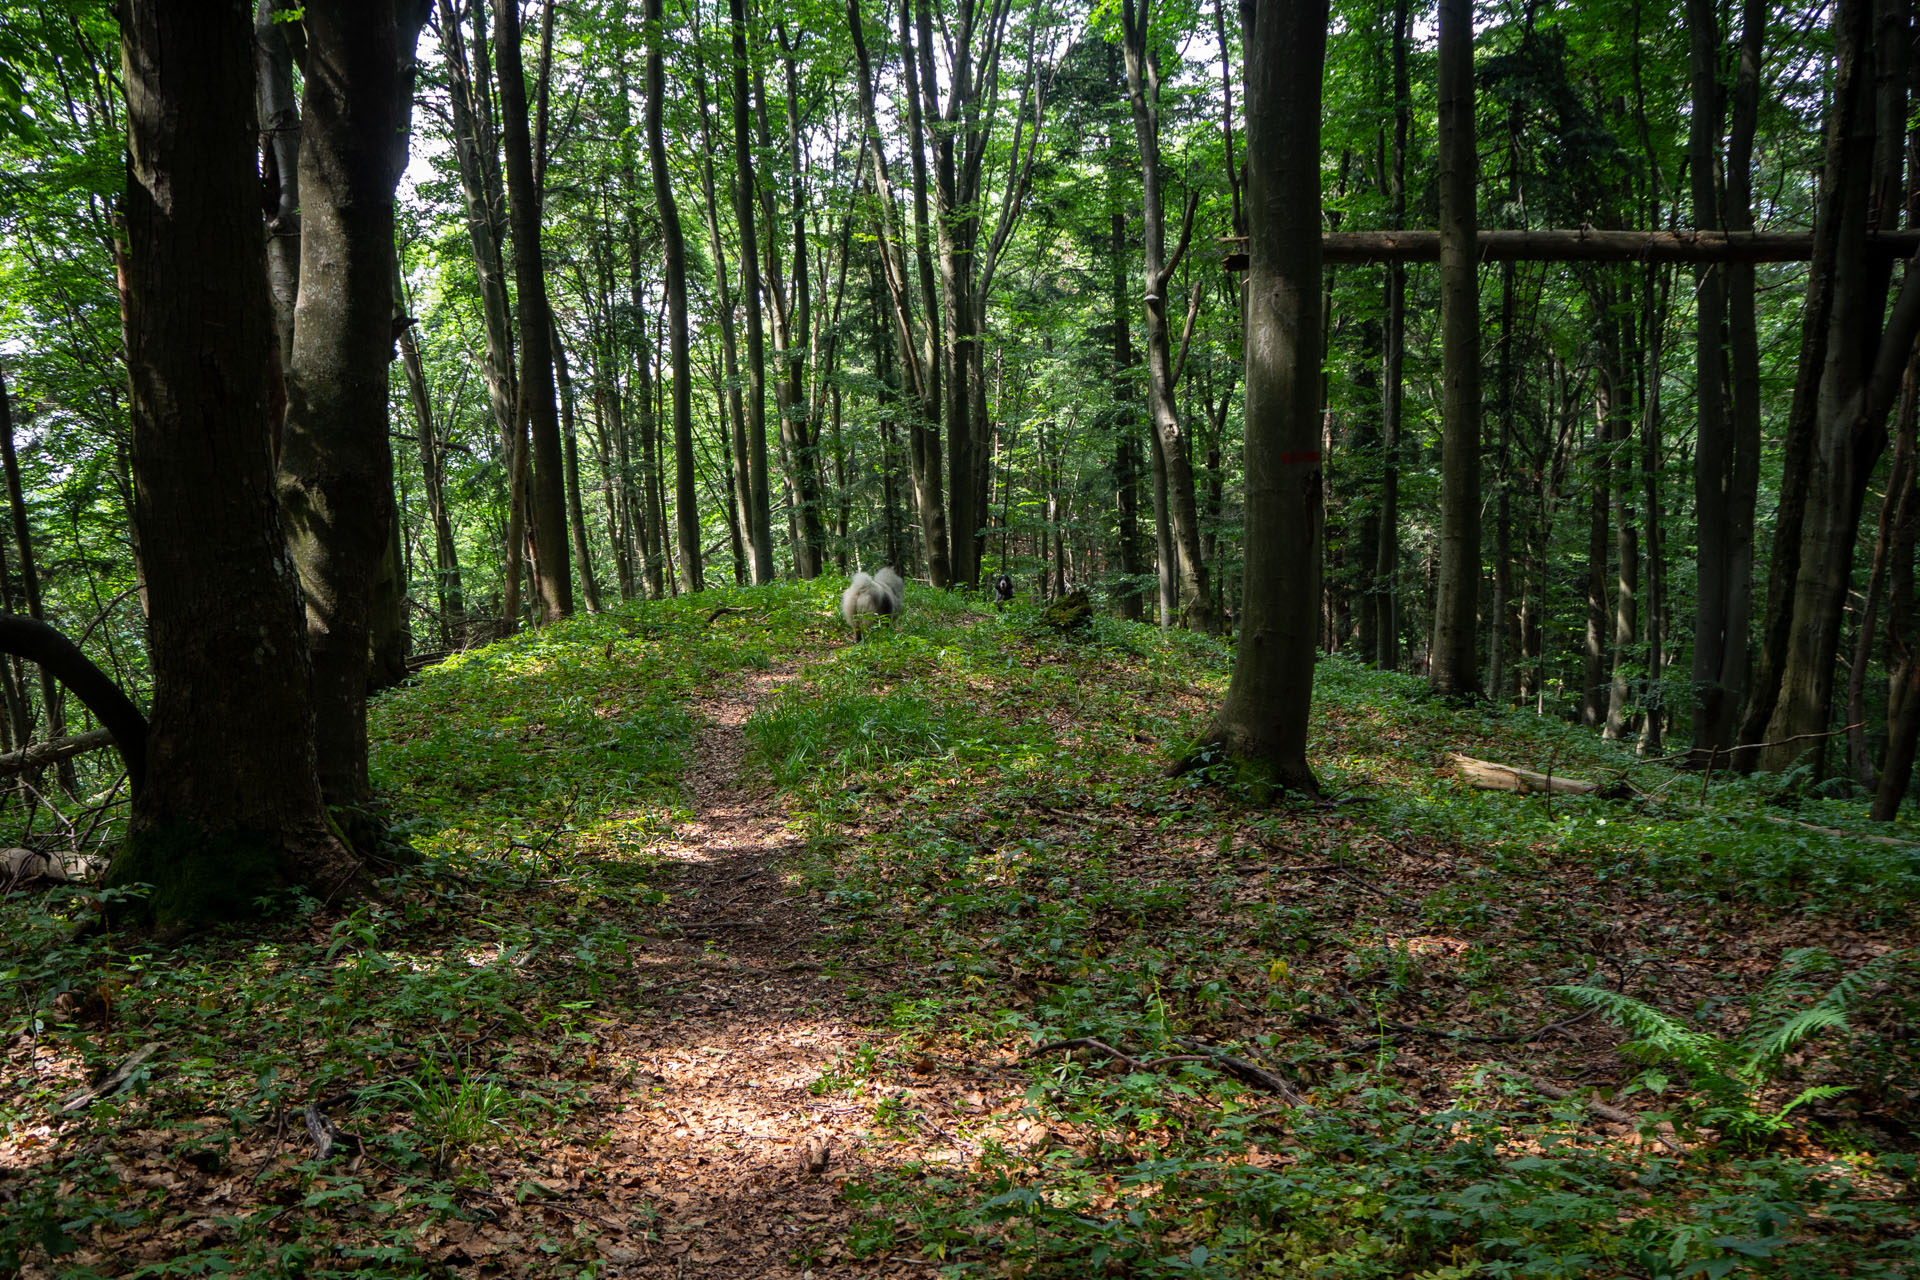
<box><xmin>0</xmin><ymin>0</ymin><xmax>1917</xmax><ymax>1275</ymax></box>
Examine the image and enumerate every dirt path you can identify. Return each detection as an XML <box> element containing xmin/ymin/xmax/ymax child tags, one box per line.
<box><xmin>573</xmin><ymin>664</ymin><xmax>960</xmax><ymax>1278</ymax></box>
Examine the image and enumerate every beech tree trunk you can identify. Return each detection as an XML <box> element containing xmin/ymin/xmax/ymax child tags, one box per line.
<box><xmin>1430</xmin><ymin>0</ymin><xmax>1480</xmax><ymax>696</ymax></box>
<box><xmin>1188</xmin><ymin>0</ymin><xmax>1325</xmax><ymax>794</ymax></box>
<box><xmin>494</xmin><ymin>0</ymin><xmax>573</xmax><ymax>620</ymax></box>
<box><xmin>1759</xmin><ymin>0</ymin><xmax>1915</xmax><ymax>773</ymax></box>
<box><xmin>728</xmin><ymin>0</ymin><xmax>778</xmax><ymax>583</ymax></box>
<box><xmin>647</xmin><ymin>0</ymin><xmax>704</xmax><ymax>593</ymax></box>
<box><xmin>114</xmin><ymin>0</ymin><xmax>353</xmax><ymax>928</ymax></box>
<box><xmin>276</xmin><ymin>0</ymin><xmax>428</xmax><ymax>808</ymax></box>
<box><xmin>1120</xmin><ymin>0</ymin><xmax>1215</xmax><ymax>632</ymax></box>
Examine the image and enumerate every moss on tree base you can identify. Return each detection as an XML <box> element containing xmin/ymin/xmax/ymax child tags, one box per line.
<box><xmin>1171</xmin><ymin>732</ymin><xmax>1320</xmax><ymax>803</ymax></box>
<box><xmin>105</xmin><ymin>823</ymin><xmax>287</xmax><ymax>932</ymax></box>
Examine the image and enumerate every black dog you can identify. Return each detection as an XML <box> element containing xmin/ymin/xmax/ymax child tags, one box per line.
<box><xmin>991</xmin><ymin>573</ymin><xmax>1015</xmax><ymax>610</ymax></box>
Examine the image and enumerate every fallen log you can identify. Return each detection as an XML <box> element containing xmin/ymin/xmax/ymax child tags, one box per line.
<box><xmin>0</xmin><ymin>727</ymin><xmax>117</xmax><ymax>776</ymax></box>
<box><xmin>1221</xmin><ymin>228</ymin><xmax>1920</xmax><ymax>269</ymax></box>
<box><xmin>1448</xmin><ymin>752</ymin><xmax>1631</xmax><ymax>800</ymax></box>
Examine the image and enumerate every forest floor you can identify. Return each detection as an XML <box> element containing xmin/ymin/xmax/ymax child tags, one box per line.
<box><xmin>2</xmin><ymin>580</ymin><xmax>1918</xmax><ymax>1278</ymax></box>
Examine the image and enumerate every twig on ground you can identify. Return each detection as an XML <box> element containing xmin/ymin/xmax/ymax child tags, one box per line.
<box><xmin>1483</xmin><ymin>1062</ymin><xmax>1687</xmax><ymax>1154</ymax></box>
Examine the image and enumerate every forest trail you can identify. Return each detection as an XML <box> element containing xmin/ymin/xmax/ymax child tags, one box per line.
<box><xmin>580</xmin><ymin>660</ymin><xmax>979</xmax><ymax>1278</ymax></box>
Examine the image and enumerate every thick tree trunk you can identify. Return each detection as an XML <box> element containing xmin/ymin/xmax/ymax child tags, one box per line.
<box><xmin>115</xmin><ymin>0</ymin><xmax>352</xmax><ymax>928</ymax></box>
<box><xmin>275</xmin><ymin>0</ymin><xmax>427</xmax><ymax>808</ymax></box>
<box><xmin>1686</xmin><ymin>0</ymin><xmax>1739</xmax><ymax>756</ymax></box>
<box><xmin>1188</xmin><ymin>0</ymin><xmax>1325</xmax><ymax>794</ymax></box>
<box><xmin>494</xmin><ymin>0</ymin><xmax>572</xmax><ymax>620</ymax></box>
<box><xmin>1759</xmin><ymin>0</ymin><xmax>1911</xmax><ymax>773</ymax></box>
<box><xmin>1430</xmin><ymin>0</ymin><xmax>1480</xmax><ymax>696</ymax></box>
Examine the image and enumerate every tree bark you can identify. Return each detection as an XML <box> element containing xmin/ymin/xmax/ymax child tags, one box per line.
<box><xmin>396</xmin><ymin>274</ymin><xmax>464</xmax><ymax>637</ymax></box>
<box><xmin>1120</xmin><ymin>0</ymin><xmax>1215</xmax><ymax>631</ymax></box>
<box><xmin>1375</xmin><ymin>0</ymin><xmax>1409</xmax><ymax>670</ymax></box>
<box><xmin>553</xmin><ymin>322</ymin><xmax>603</xmax><ymax>612</ymax></box>
<box><xmin>647</xmin><ymin>0</ymin><xmax>704</xmax><ymax>593</ymax></box>
<box><xmin>1430</xmin><ymin>0</ymin><xmax>1481</xmax><ymax>696</ymax></box>
<box><xmin>276</xmin><ymin>0</ymin><xmax>428</xmax><ymax>808</ymax></box>
<box><xmin>727</xmin><ymin>0</ymin><xmax>778</xmax><ymax>583</ymax></box>
<box><xmin>115</xmin><ymin>0</ymin><xmax>352</xmax><ymax>928</ymax></box>
<box><xmin>1758</xmin><ymin>0</ymin><xmax>1911</xmax><ymax>773</ymax></box>
<box><xmin>494</xmin><ymin>0</ymin><xmax>572</xmax><ymax>620</ymax></box>
<box><xmin>847</xmin><ymin>0</ymin><xmax>949</xmax><ymax>585</ymax></box>
<box><xmin>0</xmin><ymin>365</ymin><xmax>72</xmax><ymax>791</ymax></box>
<box><xmin>1186</xmin><ymin>0</ymin><xmax>1326</xmax><ymax>795</ymax></box>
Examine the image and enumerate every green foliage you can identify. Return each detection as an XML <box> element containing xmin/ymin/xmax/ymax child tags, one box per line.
<box><xmin>1558</xmin><ymin>948</ymin><xmax>1908</xmax><ymax>1146</ymax></box>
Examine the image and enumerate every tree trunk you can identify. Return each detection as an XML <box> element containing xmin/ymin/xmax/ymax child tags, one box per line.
<box><xmin>1873</xmin><ymin>362</ymin><xmax>1920</xmax><ymax>818</ymax></box>
<box><xmin>395</xmin><ymin>288</ymin><xmax>463</xmax><ymax>638</ymax></box>
<box><xmin>114</xmin><ymin>0</ymin><xmax>353</xmax><ymax>928</ymax></box>
<box><xmin>0</xmin><ymin>366</ymin><xmax>72</xmax><ymax>793</ymax></box>
<box><xmin>1376</xmin><ymin>0</ymin><xmax>1409</xmax><ymax>670</ymax></box>
<box><xmin>1759</xmin><ymin>0</ymin><xmax>1913</xmax><ymax>773</ymax></box>
<box><xmin>253</xmin><ymin>0</ymin><xmax>300</xmax><ymax>390</ymax></box>
<box><xmin>494</xmin><ymin>0</ymin><xmax>572</xmax><ymax>620</ymax></box>
<box><xmin>1584</xmin><ymin>363</ymin><xmax>1613</xmax><ymax>727</ymax></box>
<box><xmin>553</xmin><ymin>322</ymin><xmax>602</xmax><ymax>612</ymax></box>
<box><xmin>725</xmin><ymin>0</ymin><xmax>777</xmax><ymax>583</ymax></box>
<box><xmin>1120</xmin><ymin>0</ymin><xmax>1214</xmax><ymax>632</ymax></box>
<box><xmin>1187</xmin><ymin>0</ymin><xmax>1325</xmax><ymax>794</ymax></box>
<box><xmin>646</xmin><ymin>0</ymin><xmax>703</xmax><ymax>594</ymax></box>
<box><xmin>275</xmin><ymin>0</ymin><xmax>427</xmax><ymax>809</ymax></box>
<box><xmin>1430</xmin><ymin>0</ymin><xmax>1480</xmax><ymax>696</ymax></box>
<box><xmin>847</xmin><ymin>0</ymin><xmax>949</xmax><ymax>585</ymax></box>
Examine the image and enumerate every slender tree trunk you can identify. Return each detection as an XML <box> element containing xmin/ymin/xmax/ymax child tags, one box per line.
<box><xmin>553</xmin><ymin>323</ymin><xmax>602</xmax><ymax>612</ymax></box>
<box><xmin>0</xmin><ymin>367</ymin><xmax>71</xmax><ymax>792</ymax></box>
<box><xmin>494</xmin><ymin>0</ymin><xmax>572</xmax><ymax>620</ymax></box>
<box><xmin>727</xmin><ymin>0</ymin><xmax>777</xmax><ymax>582</ymax></box>
<box><xmin>1111</xmin><ymin>194</ymin><xmax>1146</xmax><ymax>621</ymax></box>
<box><xmin>1375</xmin><ymin>0</ymin><xmax>1410</xmax><ymax>671</ymax></box>
<box><xmin>847</xmin><ymin>0</ymin><xmax>949</xmax><ymax>584</ymax></box>
<box><xmin>1431</xmin><ymin>0</ymin><xmax>1481</xmax><ymax>696</ymax></box>
<box><xmin>1584</xmin><ymin>364</ymin><xmax>1613</xmax><ymax>727</ymax></box>
<box><xmin>1120</xmin><ymin>0</ymin><xmax>1214</xmax><ymax>631</ymax></box>
<box><xmin>396</xmin><ymin>272</ymin><xmax>463</xmax><ymax>637</ymax></box>
<box><xmin>647</xmin><ymin>0</ymin><xmax>702</xmax><ymax>593</ymax></box>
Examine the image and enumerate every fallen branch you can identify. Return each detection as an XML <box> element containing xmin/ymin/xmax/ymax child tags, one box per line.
<box><xmin>1484</xmin><ymin>1062</ymin><xmax>1686</xmax><ymax>1154</ymax></box>
<box><xmin>0</xmin><ymin>728</ymin><xmax>118</xmax><ymax>777</ymax></box>
<box><xmin>1024</xmin><ymin>1036</ymin><xmax>1308</xmax><ymax>1104</ymax></box>
<box><xmin>1175</xmin><ymin>1038</ymin><xmax>1308</xmax><ymax>1104</ymax></box>
<box><xmin>60</xmin><ymin>1042</ymin><xmax>161</xmax><ymax>1113</ymax></box>
<box><xmin>1448</xmin><ymin>752</ymin><xmax>1631</xmax><ymax>799</ymax></box>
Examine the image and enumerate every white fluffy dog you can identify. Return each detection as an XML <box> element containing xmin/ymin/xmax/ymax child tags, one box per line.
<box><xmin>841</xmin><ymin>567</ymin><xmax>905</xmax><ymax>641</ymax></box>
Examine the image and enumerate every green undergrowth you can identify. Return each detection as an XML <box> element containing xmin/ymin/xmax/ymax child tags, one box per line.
<box><xmin>2</xmin><ymin>583</ymin><xmax>1915</xmax><ymax>1277</ymax></box>
<box><xmin>750</xmin><ymin>596</ymin><xmax>1920</xmax><ymax>1277</ymax></box>
<box><xmin>0</xmin><ymin>585</ymin><xmax>833</xmax><ymax>1278</ymax></box>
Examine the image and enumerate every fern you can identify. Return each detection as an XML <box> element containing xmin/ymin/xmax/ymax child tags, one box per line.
<box><xmin>1557</xmin><ymin>947</ymin><xmax>1911</xmax><ymax>1145</ymax></box>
